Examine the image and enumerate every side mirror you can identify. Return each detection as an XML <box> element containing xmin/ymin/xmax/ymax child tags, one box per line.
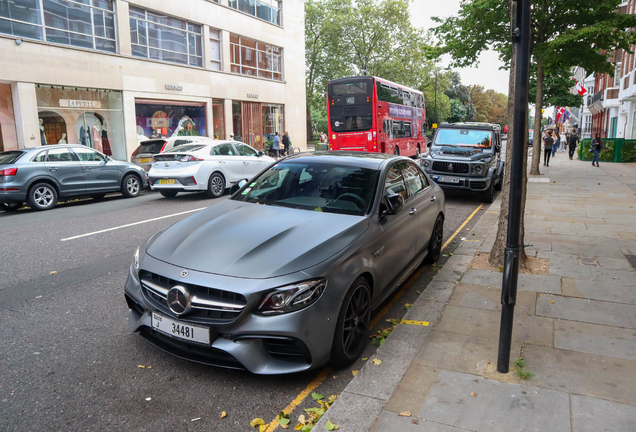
<box><xmin>257</xmin><ymin>150</ymin><xmax>264</xmax><ymax>157</ymax></box>
<box><xmin>386</xmin><ymin>193</ymin><xmax>404</xmax><ymax>214</ymax></box>
<box><xmin>230</xmin><ymin>179</ymin><xmax>247</xmax><ymax>195</ymax></box>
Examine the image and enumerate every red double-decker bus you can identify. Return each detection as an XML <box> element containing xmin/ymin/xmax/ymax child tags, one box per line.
<box><xmin>326</xmin><ymin>76</ymin><xmax>427</xmax><ymax>157</ymax></box>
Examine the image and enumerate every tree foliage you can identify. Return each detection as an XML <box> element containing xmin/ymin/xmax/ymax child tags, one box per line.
<box><xmin>469</xmin><ymin>85</ymin><xmax>509</xmax><ymax>126</ymax></box>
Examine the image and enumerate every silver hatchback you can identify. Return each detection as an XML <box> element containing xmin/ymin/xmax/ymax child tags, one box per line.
<box><xmin>0</xmin><ymin>145</ymin><xmax>148</xmax><ymax>212</ymax></box>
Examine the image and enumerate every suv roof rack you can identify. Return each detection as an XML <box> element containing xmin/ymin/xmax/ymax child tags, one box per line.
<box><xmin>438</xmin><ymin>122</ymin><xmax>501</xmax><ymax>131</ymax></box>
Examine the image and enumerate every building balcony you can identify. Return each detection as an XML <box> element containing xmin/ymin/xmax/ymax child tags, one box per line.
<box><xmin>603</xmin><ymin>87</ymin><xmax>620</xmax><ymax>108</ymax></box>
<box><xmin>619</xmin><ymin>73</ymin><xmax>636</xmax><ymax>102</ymax></box>
<box><xmin>588</xmin><ymin>90</ymin><xmax>604</xmax><ymax>115</ymax></box>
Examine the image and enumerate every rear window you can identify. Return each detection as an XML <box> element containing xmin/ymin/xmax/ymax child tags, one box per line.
<box><xmin>134</xmin><ymin>140</ymin><xmax>167</xmax><ymax>156</ymax></box>
<box><xmin>0</xmin><ymin>151</ymin><xmax>25</xmax><ymax>165</ymax></box>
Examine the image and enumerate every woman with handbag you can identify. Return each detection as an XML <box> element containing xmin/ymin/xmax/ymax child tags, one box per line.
<box><xmin>591</xmin><ymin>133</ymin><xmax>603</xmax><ymax>167</ymax></box>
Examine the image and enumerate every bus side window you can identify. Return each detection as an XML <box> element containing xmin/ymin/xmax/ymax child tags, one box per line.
<box><xmin>404</xmin><ymin>121</ymin><xmax>412</xmax><ymax>138</ymax></box>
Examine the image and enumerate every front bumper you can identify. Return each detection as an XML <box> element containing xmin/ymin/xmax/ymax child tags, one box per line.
<box><xmin>124</xmin><ymin>255</ymin><xmax>340</xmax><ymax>374</ymax></box>
<box><xmin>428</xmin><ymin>173</ymin><xmax>492</xmax><ymax>191</ymax></box>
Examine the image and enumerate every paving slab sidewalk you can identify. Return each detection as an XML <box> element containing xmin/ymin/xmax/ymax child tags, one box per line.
<box><xmin>315</xmin><ymin>154</ymin><xmax>636</xmax><ymax>431</ymax></box>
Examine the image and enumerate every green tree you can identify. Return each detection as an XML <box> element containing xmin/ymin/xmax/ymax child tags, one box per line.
<box><xmin>445</xmin><ymin>72</ymin><xmax>477</xmax><ymax>121</ymax></box>
<box><xmin>449</xmin><ymin>99</ymin><xmax>467</xmax><ymax>122</ymax></box>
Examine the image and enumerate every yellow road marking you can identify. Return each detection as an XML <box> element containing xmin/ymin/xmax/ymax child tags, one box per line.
<box><xmin>401</xmin><ymin>320</ymin><xmax>429</xmax><ymax>326</ymax></box>
<box><xmin>265</xmin><ymin>204</ymin><xmax>486</xmax><ymax>430</ymax></box>
<box><xmin>441</xmin><ymin>203</ymin><xmax>484</xmax><ymax>250</ymax></box>
<box><xmin>264</xmin><ymin>367</ymin><xmax>333</xmax><ymax>432</ymax></box>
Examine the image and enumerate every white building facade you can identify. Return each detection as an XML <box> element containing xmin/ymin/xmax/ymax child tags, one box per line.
<box><xmin>0</xmin><ymin>0</ymin><xmax>306</xmax><ymax>160</ymax></box>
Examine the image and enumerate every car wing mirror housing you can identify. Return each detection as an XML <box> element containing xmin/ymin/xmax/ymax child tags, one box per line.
<box><xmin>230</xmin><ymin>179</ymin><xmax>248</xmax><ymax>195</ymax></box>
<box><xmin>386</xmin><ymin>193</ymin><xmax>404</xmax><ymax>215</ymax></box>
<box><xmin>257</xmin><ymin>150</ymin><xmax>264</xmax><ymax>157</ymax></box>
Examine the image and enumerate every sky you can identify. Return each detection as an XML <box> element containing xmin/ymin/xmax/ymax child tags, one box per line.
<box><xmin>409</xmin><ymin>0</ymin><xmax>511</xmax><ymax>95</ymax></box>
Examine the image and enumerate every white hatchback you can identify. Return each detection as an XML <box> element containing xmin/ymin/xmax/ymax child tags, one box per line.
<box><xmin>148</xmin><ymin>141</ymin><xmax>275</xmax><ymax>198</ymax></box>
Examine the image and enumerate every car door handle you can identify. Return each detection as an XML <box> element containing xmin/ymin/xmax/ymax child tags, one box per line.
<box><xmin>218</xmin><ymin>161</ymin><xmax>225</xmax><ymax>164</ymax></box>
<box><xmin>243</xmin><ymin>161</ymin><xmax>249</xmax><ymax>165</ymax></box>
<box><xmin>48</xmin><ymin>168</ymin><xmax>57</xmax><ymax>172</ymax></box>
<box><xmin>84</xmin><ymin>167</ymin><xmax>91</xmax><ymax>171</ymax></box>
<box><xmin>409</xmin><ymin>208</ymin><xmax>417</xmax><ymax>215</ymax></box>
<box><xmin>431</xmin><ymin>196</ymin><xmax>436</xmax><ymax>202</ymax></box>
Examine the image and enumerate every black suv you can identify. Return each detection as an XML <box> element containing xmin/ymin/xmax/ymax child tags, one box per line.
<box><xmin>418</xmin><ymin>122</ymin><xmax>504</xmax><ymax>203</ymax></box>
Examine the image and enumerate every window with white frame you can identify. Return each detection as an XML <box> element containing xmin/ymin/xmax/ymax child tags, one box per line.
<box><xmin>614</xmin><ymin>63</ymin><xmax>621</xmax><ymax>87</ymax></box>
<box><xmin>129</xmin><ymin>6</ymin><xmax>202</xmax><ymax>67</ymax></box>
<box><xmin>228</xmin><ymin>0</ymin><xmax>281</xmax><ymax>26</ymax></box>
<box><xmin>0</xmin><ymin>0</ymin><xmax>116</xmax><ymax>52</ymax></box>
<box><xmin>230</xmin><ymin>34</ymin><xmax>282</xmax><ymax>81</ymax></box>
<box><xmin>584</xmin><ymin>115</ymin><xmax>592</xmax><ymax>133</ymax></box>
<box><xmin>210</xmin><ymin>28</ymin><xmax>221</xmax><ymax>71</ymax></box>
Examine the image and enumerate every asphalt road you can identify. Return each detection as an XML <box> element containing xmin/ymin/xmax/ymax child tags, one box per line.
<box><xmin>0</xmin><ymin>181</ymin><xmax>492</xmax><ymax>431</ymax></box>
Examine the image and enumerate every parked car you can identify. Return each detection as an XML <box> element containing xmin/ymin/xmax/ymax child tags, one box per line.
<box><xmin>148</xmin><ymin>140</ymin><xmax>275</xmax><ymax>198</ymax></box>
<box><xmin>132</xmin><ymin>136</ymin><xmax>215</xmax><ymax>171</ymax></box>
<box><xmin>419</xmin><ymin>122</ymin><xmax>504</xmax><ymax>203</ymax></box>
<box><xmin>125</xmin><ymin>152</ymin><xmax>445</xmax><ymax>374</ymax></box>
<box><xmin>0</xmin><ymin>145</ymin><xmax>147</xmax><ymax>212</ymax></box>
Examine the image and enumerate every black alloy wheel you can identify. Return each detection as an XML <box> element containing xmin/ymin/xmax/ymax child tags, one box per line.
<box><xmin>494</xmin><ymin>168</ymin><xmax>504</xmax><ymax>191</ymax></box>
<box><xmin>27</xmin><ymin>183</ymin><xmax>57</xmax><ymax>211</ymax></box>
<box><xmin>426</xmin><ymin>214</ymin><xmax>444</xmax><ymax>264</ymax></box>
<box><xmin>122</xmin><ymin>174</ymin><xmax>141</xmax><ymax>198</ymax></box>
<box><xmin>206</xmin><ymin>172</ymin><xmax>225</xmax><ymax>198</ymax></box>
<box><xmin>0</xmin><ymin>202</ymin><xmax>23</xmax><ymax>212</ymax></box>
<box><xmin>394</xmin><ymin>146</ymin><xmax>400</xmax><ymax>156</ymax></box>
<box><xmin>482</xmin><ymin>178</ymin><xmax>495</xmax><ymax>203</ymax></box>
<box><xmin>160</xmin><ymin>190</ymin><xmax>179</xmax><ymax>198</ymax></box>
<box><xmin>331</xmin><ymin>277</ymin><xmax>371</xmax><ymax>366</ymax></box>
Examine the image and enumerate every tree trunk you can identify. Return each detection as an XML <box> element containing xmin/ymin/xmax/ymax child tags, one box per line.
<box><xmin>529</xmin><ymin>58</ymin><xmax>544</xmax><ymax>175</ymax></box>
<box><xmin>489</xmin><ymin>0</ymin><xmax>528</xmax><ymax>268</ymax></box>
<box><xmin>306</xmin><ymin>103</ymin><xmax>313</xmax><ymax>143</ymax></box>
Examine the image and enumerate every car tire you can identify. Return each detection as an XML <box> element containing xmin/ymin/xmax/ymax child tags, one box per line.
<box><xmin>482</xmin><ymin>178</ymin><xmax>495</xmax><ymax>203</ymax></box>
<box><xmin>27</xmin><ymin>183</ymin><xmax>57</xmax><ymax>211</ymax></box>
<box><xmin>0</xmin><ymin>202</ymin><xmax>23</xmax><ymax>212</ymax></box>
<box><xmin>205</xmin><ymin>172</ymin><xmax>225</xmax><ymax>198</ymax></box>
<box><xmin>494</xmin><ymin>168</ymin><xmax>504</xmax><ymax>191</ymax></box>
<box><xmin>160</xmin><ymin>190</ymin><xmax>179</xmax><ymax>198</ymax></box>
<box><xmin>425</xmin><ymin>214</ymin><xmax>444</xmax><ymax>264</ymax></box>
<box><xmin>394</xmin><ymin>146</ymin><xmax>400</xmax><ymax>156</ymax></box>
<box><xmin>122</xmin><ymin>174</ymin><xmax>141</xmax><ymax>198</ymax></box>
<box><xmin>331</xmin><ymin>276</ymin><xmax>371</xmax><ymax>367</ymax></box>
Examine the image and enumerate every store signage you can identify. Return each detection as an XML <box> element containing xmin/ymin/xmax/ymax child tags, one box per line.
<box><xmin>59</xmin><ymin>99</ymin><xmax>102</xmax><ymax>109</ymax></box>
<box><xmin>165</xmin><ymin>84</ymin><xmax>183</xmax><ymax>91</ymax></box>
<box><xmin>247</xmin><ymin>93</ymin><xmax>259</xmax><ymax>98</ymax></box>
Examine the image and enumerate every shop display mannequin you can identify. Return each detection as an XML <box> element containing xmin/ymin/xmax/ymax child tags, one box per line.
<box><xmin>80</xmin><ymin>124</ymin><xmax>91</xmax><ymax>146</ymax></box>
<box><xmin>101</xmin><ymin>120</ymin><xmax>112</xmax><ymax>155</ymax></box>
<box><xmin>58</xmin><ymin>133</ymin><xmax>67</xmax><ymax>144</ymax></box>
<box><xmin>39</xmin><ymin>118</ymin><xmax>47</xmax><ymax>145</ymax></box>
<box><xmin>91</xmin><ymin>120</ymin><xmax>103</xmax><ymax>153</ymax></box>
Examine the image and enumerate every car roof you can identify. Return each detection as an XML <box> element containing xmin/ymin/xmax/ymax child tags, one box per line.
<box><xmin>438</xmin><ymin>122</ymin><xmax>501</xmax><ymax>131</ymax></box>
<box><xmin>18</xmin><ymin>144</ymin><xmax>96</xmax><ymax>153</ymax></box>
<box><xmin>282</xmin><ymin>151</ymin><xmax>405</xmax><ymax>169</ymax></box>
<box><xmin>160</xmin><ymin>140</ymin><xmax>243</xmax><ymax>154</ymax></box>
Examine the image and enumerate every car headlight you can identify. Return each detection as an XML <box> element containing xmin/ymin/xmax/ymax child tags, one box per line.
<box><xmin>422</xmin><ymin>159</ymin><xmax>431</xmax><ymax>169</ymax></box>
<box><xmin>132</xmin><ymin>247</ymin><xmax>140</xmax><ymax>277</ymax></box>
<box><xmin>472</xmin><ymin>165</ymin><xmax>483</xmax><ymax>174</ymax></box>
<box><xmin>256</xmin><ymin>279</ymin><xmax>326</xmax><ymax>315</ymax></box>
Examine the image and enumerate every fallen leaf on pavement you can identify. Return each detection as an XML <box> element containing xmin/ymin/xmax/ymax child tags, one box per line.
<box><xmin>191</xmin><ymin>418</ymin><xmax>201</xmax><ymax>422</ymax></box>
<box><xmin>333</xmin><ymin>375</ymin><xmax>338</xmax><ymax>379</ymax></box>
<box><xmin>361</xmin><ymin>357</ymin><xmax>368</xmax><ymax>361</ymax></box>
<box><xmin>352</xmin><ymin>370</ymin><xmax>359</xmax><ymax>376</ymax></box>
<box><xmin>297</xmin><ymin>414</ymin><xmax>307</xmax><ymax>425</ymax></box>
<box><xmin>138</xmin><ymin>365</ymin><xmax>145</xmax><ymax>368</ymax></box>
<box><xmin>250</xmin><ymin>418</ymin><xmax>265</xmax><ymax>428</ymax></box>
<box><xmin>280</xmin><ymin>425</ymin><xmax>289</xmax><ymax>429</ymax></box>
<box><xmin>550</xmin><ymin>300</ymin><xmax>555</xmax><ymax>304</ymax></box>
<box><xmin>311</xmin><ymin>392</ymin><xmax>324</xmax><ymax>400</ymax></box>
<box><xmin>371</xmin><ymin>359</ymin><xmax>382</xmax><ymax>365</ymax></box>
<box><xmin>415</xmin><ymin>290</ymin><xmax>421</xmax><ymax>295</ymax></box>
<box><xmin>49</xmin><ymin>271</ymin><xmax>58</xmax><ymax>275</ymax></box>
<box><xmin>326</xmin><ymin>419</ymin><xmax>339</xmax><ymax>430</ymax></box>
<box><xmin>399</xmin><ymin>411</ymin><xmax>411</xmax><ymax>417</ymax></box>
<box><xmin>259</xmin><ymin>425</ymin><xmax>267</xmax><ymax>432</ymax></box>
<box><xmin>470</xmin><ymin>392</ymin><xmax>478</xmax><ymax>397</ymax></box>
<box><xmin>220</xmin><ymin>411</ymin><xmax>227</xmax><ymax>419</ymax></box>
<box><xmin>404</xmin><ymin>303</ymin><xmax>412</xmax><ymax>310</ymax></box>
<box><xmin>278</xmin><ymin>418</ymin><xmax>290</xmax><ymax>425</ymax></box>
<box><xmin>412</xmin><ymin>419</ymin><xmax>419</xmax><ymax>425</ymax></box>
<box><xmin>470</xmin><ymin>350</ymin><xmax>473</xmax><ymax>352</ymax></box>
<box><xmin>294</xmin><ymin>424</ymin><xmax>302</xmax><ymax>431</ymax></box>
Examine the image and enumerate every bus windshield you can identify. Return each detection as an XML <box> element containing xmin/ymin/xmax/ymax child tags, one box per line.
<box><xmin>328</xmin><ymin>79</ymin><xmax>373</xmax><ymax>133</ymax></box>
<box><xmin>434</xmin><ymin>129</ymin><xmax>492</xmax><ymax>148</ymax></box>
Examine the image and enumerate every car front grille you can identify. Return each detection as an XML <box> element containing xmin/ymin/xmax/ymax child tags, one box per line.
<box><xmin>432</xmin><ymin>161</ymin><xmax>470</xmax><ymax>174</ymax></box>
<box><xmin>140</xmin><ymin>270</ymin><xmax>247</xmax><ymax>324</ymax></box>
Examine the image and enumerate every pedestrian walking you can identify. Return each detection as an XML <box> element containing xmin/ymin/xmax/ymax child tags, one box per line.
<box><xmin>552</xmin><ymin>131</ymin><xmax>560</xmax><ymax>158</ymax></box>
<box><xmin>282</xmin><ymin>131</ymin><xmax>291</xmax><ymax>156</ymax></box>
<box><xmin>568</xmin><ymin>130</ymin><xmax>579</xmax><ymax>159</ymax></box>
<box><xmin>229</xmin><ymin>133</ymin><xmax>234</xmax><ymax>141</ymax></box>
<box><xmin>561</xmin><ymin>132</ymin><xmax>568</xmax><ymax>152</ymax></box>
<box><xmin>591</xmin><ymin>133</ymin><xmax>603</xmax><ymax>167</ymax></box>
<box><xmin>319</xmin><ymin>131</ymin><xmax>327</xmax><ymax>143</ymax></box>
<box><xmin>543</xmin><ymin>130</ymin><xmax>554</xmax><ymax>167</ymax></box>
<box><xmin>273</xmin><ymin>132</ymin><xmax>280</xmax><ymax>158</ymax></box>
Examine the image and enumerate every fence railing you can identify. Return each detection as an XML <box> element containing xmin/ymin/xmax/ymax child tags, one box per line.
<box><xmin>579</xmin><ymin>138</ymin><xmax>636</xmax><ymax>163</ymax></box>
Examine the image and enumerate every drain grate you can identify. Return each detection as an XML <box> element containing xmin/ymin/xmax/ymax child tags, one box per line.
<box><xmin>624</xmin><ymin>255</ymin><xmax>636</xmax><ymax>269</ymax></box>
<box><xmin>577</xmin><ymin>257</ymin><xmax>599</xmax><ymax>267</ymax></box>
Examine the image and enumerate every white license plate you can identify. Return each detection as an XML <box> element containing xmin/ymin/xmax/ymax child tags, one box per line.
<box><xmin>437</xmin><ymin>176</ymin><xmax>460</xmax><ymax>184</ymax></box>
<box><xmin>151</xmin><ymin>312</ymin><xmax>210</xmax><ymax>344</ymax></box>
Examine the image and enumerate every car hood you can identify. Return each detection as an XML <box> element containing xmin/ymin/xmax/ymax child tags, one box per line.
<box><xmin>146</xmin><ymin>200</ymin><xmax>369</xmax><ymax>279</ymax></box>
<box><xmin>430</xmin><ymin>147</ymin><xmax>493</xmax><ymax>161</ymax></box>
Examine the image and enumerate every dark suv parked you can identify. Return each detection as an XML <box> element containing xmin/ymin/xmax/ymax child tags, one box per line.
<box><xmin>418</xmin><ymin>122</ymin><xmax>504</xmax><ymax>203</ymax></box>
<box><xmin>0</xmin><ymin>145</ymin><xmax>148</xmax><ymax>212</ymax></box>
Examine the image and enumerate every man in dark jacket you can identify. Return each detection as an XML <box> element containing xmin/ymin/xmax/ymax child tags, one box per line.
<box><xmin>568</xmin><ymin>129</ymin><xmax>579</xmax><ymax>160</ymax></box>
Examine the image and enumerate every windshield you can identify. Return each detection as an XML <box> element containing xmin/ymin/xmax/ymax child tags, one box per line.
<box><xmin>434</xmin><ymin>129</ymin><xmax>492</xmax><ymax>148</ymax></box>
<box><xmin>134</xmin><ymin>140</ymin><xmax>166</xmax><ymax>155</ymax></box>
<box><xmin>0</xmin><ymin>151</ymin><xmax>25</xmax><ymax>164</ymax></box>
<box><xmin>233</xmin><ymin>161</ymin><xmax>379</xmax><ymax>216</ymax></box>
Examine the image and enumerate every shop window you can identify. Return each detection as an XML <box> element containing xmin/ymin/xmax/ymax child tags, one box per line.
<box><xmin>230</xmin><ymin>34</ymin><xmax>283</xmax><ymax>81</ymax></box>
<box><xmin>262</xmin><ymin>104</ymin><xmax>284</xmax><ymax>141</ymax></box>
<box><xmin>36</xmin><ymin>86</ymin><xmax>126</xmax><ymax>160</ymax></box>
<box><xmin>0</xmin><ymin>0</ymin><xmax>116</xmax><ymax>52</ymax></box>
<box><xmin>130</xmin><ymin>6</ymin><xmax>202</xmax><ymax>67</ymax></box>
<box><xmin>210</xmin><ymin>28</ymin><xmax>222</xmax><ymax>71</ymax></box>
<box><xmin>0</xmin><ymin>84</ymin><xmax>18</xmax><ymax>151</ymax></box>
<box><xmin>135</xmin><ymin>99</ymin><xmax>207</xmax><ymax>144</ymax></box>
<box><xmin>228</xmin><ymin>0</ymin><xmax>281</xmax><ymax>26</ymax></box>
<box><xmin>212</xmin><ymin>99</ymin><xmax>225</xmax><ymax>139</ymax></box>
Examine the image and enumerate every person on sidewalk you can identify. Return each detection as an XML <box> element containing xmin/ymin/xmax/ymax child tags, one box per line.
<box><xmin>591</xmin><ymin>133</ymin><xmax>603</xmax><ymax>167</ymax></box>
<box><xmin>272</xmin><ymin>132</ymin><xmax>280</xmax><ymax>158</ymax></box>
<box><xmin>568</xmin><ymin>130</ymin><xmax>579</xmax><ymax>159</ymax></box>
<box><xmin>543</xmin><ymin>130</ymin><xmax>554</xmax><ymax>167</ymax></box>
<box><xmin>561</xmin><ymin>132</ymin><xmax>568</xmax><ymax>152</ymax></box>
<box><xmin>282</xmin><ymin>131</ymin><xmax>291</xmax><ymax>156</ymax></box>
<box><xmin>552</xmin><ymin>131</ymin><xmax>560</xmax><ymax>158</ymax></box>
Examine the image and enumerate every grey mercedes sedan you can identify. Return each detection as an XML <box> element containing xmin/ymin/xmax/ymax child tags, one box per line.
<box><xmin>125</xmin><ymin>152</ymin><xmax>445</xmax><ymax>374</ymax></box>
<box><xmin>0</xmin><ymin>145</ymin><xmax>148</xmax><ymax>212</ymax></box>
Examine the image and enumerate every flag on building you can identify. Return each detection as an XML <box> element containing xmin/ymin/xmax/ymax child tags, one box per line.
<box><xmin>562</xmin><ymin>108</ymin><xmax>571</xmax><ymax>124</ymax></box>
<box><xmin>556</xmin><ymin>107</ymin><xmax>565</xmax><ymax>123</ymax></box>
<box><xmin>576</xmin><ymin>82</ymin><xmax>588</xmax><ymax>96</ymax></box>
<box><xmin>548</xmin><ymin>117</ymin><xmax>553</xmax><ymax>125</ymax></box>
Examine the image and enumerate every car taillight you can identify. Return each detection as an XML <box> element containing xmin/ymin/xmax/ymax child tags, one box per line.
<box><xmin>132</xmin><ymin>145</ymin><xmax>140</xmax><ymax>157</ymax></box>
<box><xmin>181</xmin><ymin>155</ymin><xmax>203</xmax><ymax>162</ymax></box>
<box><xmin>0</xmin><ymin>167</ymin><xmax>17</xmax><ymax>176</ymax></box>
<box><xmin>159</xmin><ymin>141</ymin><xmax>167</xmax><ymax>152</ymax></box>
